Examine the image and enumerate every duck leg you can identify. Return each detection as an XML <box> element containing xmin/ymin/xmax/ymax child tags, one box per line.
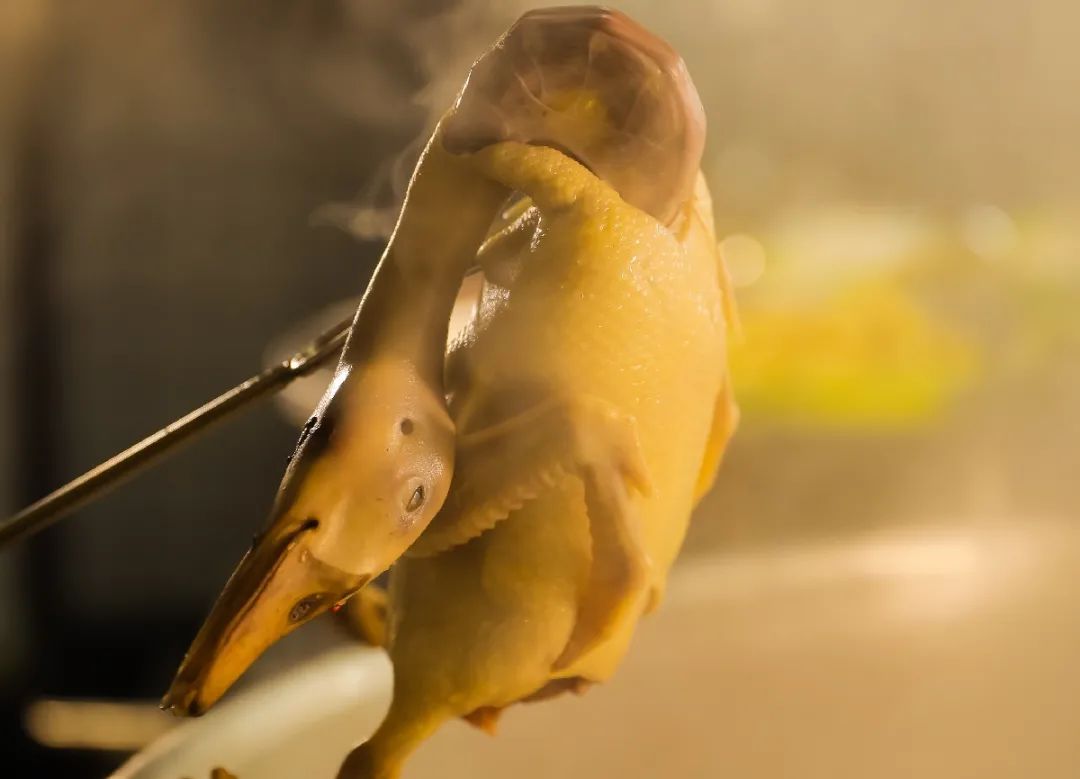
<box><xmin>336</xmin><ymin>678</ymin><xmax>452</xmax><ymax>779</ymax></box>
<box><xmin>409</xmin><ymin>393</ymin><xmax>653</xmax><ymax>669</ymax></box>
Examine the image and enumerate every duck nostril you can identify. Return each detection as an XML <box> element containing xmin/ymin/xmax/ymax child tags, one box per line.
<box><xmin>289</xmin><ymin>593</ymin><xmax>327</xmax><ymax>623</ymax></box>
<box><xmin>299</xmin><ymin>517</ymin><xmax>320</xmax><ymax>533</ymax></box>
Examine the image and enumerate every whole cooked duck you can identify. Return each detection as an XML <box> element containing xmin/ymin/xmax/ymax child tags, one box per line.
<box><xmin>164</xmin><ymin>8</ymin><xmax>738</xmax><ymax>778</ymax></box>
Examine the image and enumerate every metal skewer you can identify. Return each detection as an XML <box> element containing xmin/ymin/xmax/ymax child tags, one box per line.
<box><xmin>0</xmin><ymin>315</ymin><xmax>354</xmax><ymax>549</ymax></box>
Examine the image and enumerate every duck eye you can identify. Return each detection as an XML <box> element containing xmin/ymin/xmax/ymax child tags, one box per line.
<box><xmin>405</xmin><ymin>484</ymin><xmax>425</xmax><ymax>513</ymax></box>
<box><xmin>289</xmin><ymin>593</ymin><xmax>326</xmax><ymax>623</ymax></box>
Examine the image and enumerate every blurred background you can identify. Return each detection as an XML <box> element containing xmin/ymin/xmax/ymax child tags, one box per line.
<box><xmin>1</xmin><ymin>0</ymin><xmax>1077</xmax><ymax>777</ymax></box>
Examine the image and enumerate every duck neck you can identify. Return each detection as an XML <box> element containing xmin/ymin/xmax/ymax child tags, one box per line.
<box><xmin>343</xmin><ymin>136</ymin><xmax>509</xmax><ymax>389</ymax></box>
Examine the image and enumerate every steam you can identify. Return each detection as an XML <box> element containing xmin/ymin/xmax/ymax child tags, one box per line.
<box><xmin>312</xmin><ymin>0</ymin><xmax>1080</xmax><ymax>240</ymax></box>
<box><xmin>314</xmin><ymin>0</ymin><xmax>531</xmax><ymax>240</ymax></box>
<box><xmin>310</xmin><ymin>1</ymin><xmax>691</xmax><ymax>240</ymax></box>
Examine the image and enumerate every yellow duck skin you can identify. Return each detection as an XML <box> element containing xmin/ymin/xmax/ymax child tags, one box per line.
<box><xmin>163</xmin><ymin>8</ymin><xmax>737</xmax><ymax>778</ymax></box>
<box><xmin>349</xmin><ymin>143</ymin><xmax>738</xmax><ymax>778</ymax></box>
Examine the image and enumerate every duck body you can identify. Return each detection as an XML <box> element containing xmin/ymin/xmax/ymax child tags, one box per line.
<box><xmin>349</xmin><ymin>142</ymin><xmax>737</xmax><ymax>777</ymax></box>
<box><xmin>163</xmin><ymin>9</ymin><xmax>738</xmax><ymax>779</ymax></box>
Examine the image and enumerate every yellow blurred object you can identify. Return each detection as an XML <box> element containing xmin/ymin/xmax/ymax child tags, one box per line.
<box><xmin>730</xmin><ymin>281</ymin><xmax>977</xmax><ymax>429</ymax></box>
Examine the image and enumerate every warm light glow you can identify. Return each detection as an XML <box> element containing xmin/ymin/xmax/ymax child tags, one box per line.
<box><xmin>718</xmin><ymin>233</ymin><xmax>767</xmax><ymax>287</ymax></box>
<box><xmin>671</xmin><ymin>521</ymin><xmax>1042</xmax><ymax>626</ymax></box>
<box><xmin>960</xmin><ymin>204</ymin><xmax>1019</xmax><ymax>259</ymax></box>
<box><xmin>25</xmin><ymin>699</ymin><xmax>175</xmax><ymax>752</ymax></box>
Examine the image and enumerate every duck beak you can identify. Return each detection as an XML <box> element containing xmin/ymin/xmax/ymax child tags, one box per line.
<box><xmin>161</xmin><ymin>518</ymin><xmax>367</xmax><ymax>717</ymax></box>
